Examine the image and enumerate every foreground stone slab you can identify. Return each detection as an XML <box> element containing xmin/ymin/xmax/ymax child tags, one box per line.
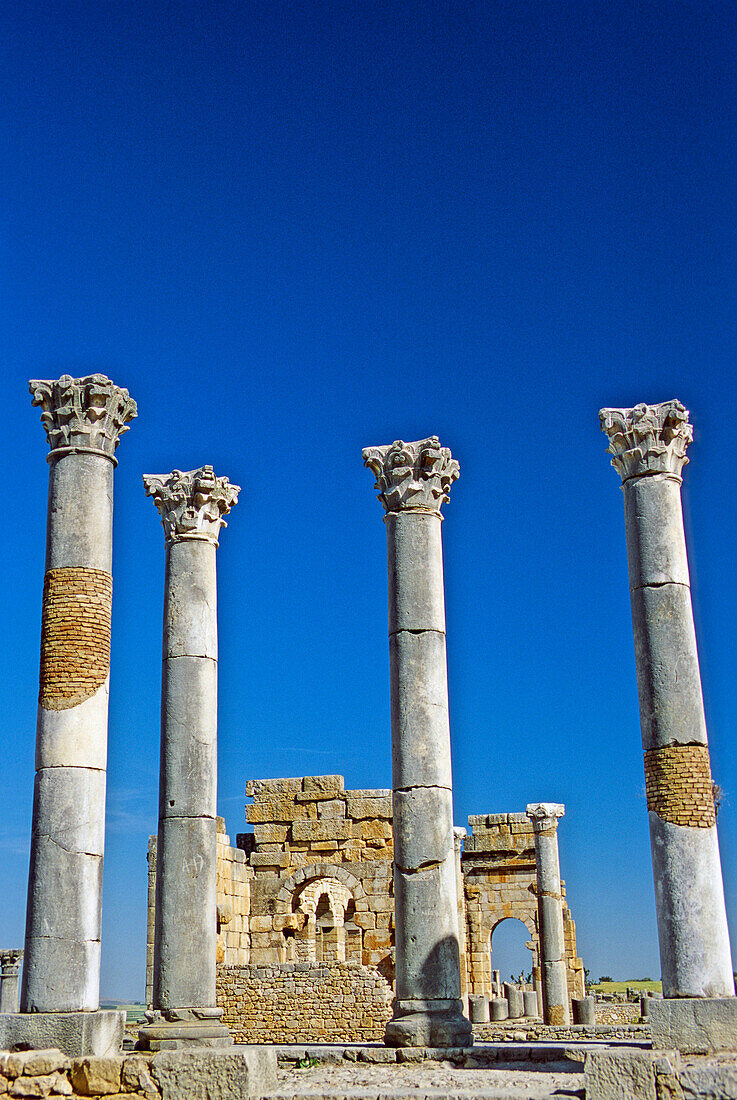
<box><xmin>584</xmin><ymin>1047</ymin><xmax>681</xmax><ymax>1100</ymax></box>
<box><xmin>649</xmin><ymin>996</ymin><xmax>737</xmax><ymax>1054</ymax></box>
<box><xmin>150</xmin><ymin>1046</ymin><xmax>277</xmax><ymax>1100</ymax></box>
<box><xmin>0</xmin><ymin>1009</ymin><xmax>124</xmax><ymax>1057</ymax></box>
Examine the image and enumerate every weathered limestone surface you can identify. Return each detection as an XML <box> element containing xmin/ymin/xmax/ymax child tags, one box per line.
<box><xmin>21</xmin><ymin>375</ymin><xmax>135</xmax><ymax>1042</ymax></box>
<box><xmin>649</xmin><ymin>996</ymin><xmax>737</xmax><ymax>1054</ymax></box>
<box><xmin>363</xmin><ymin>437</ymin><xmax>471</xmax><ymax>1049</ymax></box>
<box><xmin>139</xmin><ymin>467</ymin><xmax>239</xmax><ymax>1051</ymax></box>
<box><xmin>0</xmin><ymin>953</ymin><xmax>22</xmax><ymax>1015</ymax></box>
<box><xmin>601</xmin><ymin>400</ymin><xmax>733</xmax><ymax>999</ymax></box>
<box><xmin>527</xmin><ymin>804</ymin><xmax>570</xmax><ymax>1026</ymax></box>
<box><xmin>0</xmin><ymin>1046</ymin><xmax>276</xmax><ymax>1100</ymax></box>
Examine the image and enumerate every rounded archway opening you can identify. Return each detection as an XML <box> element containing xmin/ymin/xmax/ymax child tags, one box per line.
<box><xmin>491</xmin><ymin>918</ymin><xmax>535</xmax><ymax>984</ymax></box>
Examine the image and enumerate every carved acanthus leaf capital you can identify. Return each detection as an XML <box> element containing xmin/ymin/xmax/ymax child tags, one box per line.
<box><xmin>29</xmin><ymin>374</ymin><xmax>137</xmax><ymax>461</ymax></box>
<box><xmin>143</xmin><ymin>466</ymin><xmax>240</xmax><ymax>545</ymax></box>
<box><xmin>600</xmin><ymin>400</ymin><xmax>692</xmax><ymax>482</ymax></box>
<box><xmin>362</xmin><ymin>436</ymin><xmax>459</xmax><ymax>516</ymax></box>
<box><xmin>526</xmin><ymin>803</ymin><xmax>565</xmax><ymax>828</ymax></box>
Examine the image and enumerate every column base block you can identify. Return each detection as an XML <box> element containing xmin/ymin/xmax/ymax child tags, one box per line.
<box><xmin>137</xmin><ymin>1007</ymin><xmax>233</xmax><ymax>1051</ymax></box>
<box><xmin>384</xmin><ymin>999</ymin><xmax>472</xmax><ymax>1048</ymax></box>
<box><xmin>649</xmin><ymin>996</ymin><xmax>737</xmax><ymax>1053</ymax></box>
<box><xmin>0</xmin><ymin>1010</ymin><xmax>124</xmax><ymax>1057</ymax></box>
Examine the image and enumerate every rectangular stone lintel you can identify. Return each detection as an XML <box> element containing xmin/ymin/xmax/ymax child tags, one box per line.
<box><xmin>0</xmin><ymin>1010</ymin><xmax>124</xmax><ymax>1057</ymax></box>
<box><xmin>649</xmin><ymin>997</ymin><xmax>737</xmax><ymax>1054</ymax></box>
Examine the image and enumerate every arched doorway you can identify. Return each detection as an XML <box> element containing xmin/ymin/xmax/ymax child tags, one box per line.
<box><xmin>490</xmin><ymin>917</ymin><xmax>535</xmax><ymax>984</ymax></box>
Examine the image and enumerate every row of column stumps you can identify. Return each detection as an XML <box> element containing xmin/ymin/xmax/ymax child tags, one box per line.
<box><xmin>600</xmin><ymin>399</ymin><xmax>733</xmax><ymax>998</ymax></box>
<box><xmin>363</xmin><ymin>437</ymin><xmax>472</xmax><ymax>1048</ymax></box>
<box><xmin>137</xmin><ymin>467</ymin><xmax>239</xmax><ymax>1050</ymax></box>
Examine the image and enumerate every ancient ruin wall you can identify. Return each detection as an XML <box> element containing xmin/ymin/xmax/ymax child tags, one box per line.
<box><xmin>217</xmin><ymin>962</ymin><xmax>393</xmax><ymax>1043</ymax></box>
<box><xmin>146</xmin><ymin>775</ymin><xmax>586</xmax><ymax>1032</ymax></box>
<box><xmin>462</xmin><ymin>813</ymin><xmax>585</xmax><ymax>1002</ymax></box>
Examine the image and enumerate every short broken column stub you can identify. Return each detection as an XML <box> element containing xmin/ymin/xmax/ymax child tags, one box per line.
<box><xmin>138</xmin><ymin>466</ymin><xmax>239</xmax><ymax>1051</ymax></box>
<box><xmin>601</xmin><ymin>400</ymin><xmax>733</xmax><ymax>1000</ymax></box>
<box><xmin>20</xmin><ymin>375</ymin><xmax>135</xmax><ymax>1049</ymax></box>
<box><xmin>363</xmin><ymin>437</ymin><xmax>471</xmax><ymax>1049</ymax></box>
<box><xmin>0</xmin><ymin>951</ymin><xmax>23</xmax><ymax>1014</ymax></box>
<box><xmin>526</xmin><ymin>803</ymin><xmax>570</xmax><ymax>1026</ymax></box>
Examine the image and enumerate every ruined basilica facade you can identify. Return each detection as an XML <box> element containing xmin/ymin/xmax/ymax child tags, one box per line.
<box><xmin>146</xmin><ymin>774</ymin><xmax>585</xmax><ymax>1042</ymax></box>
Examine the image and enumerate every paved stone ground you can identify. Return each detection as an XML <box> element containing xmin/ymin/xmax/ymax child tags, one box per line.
<box><xmin>266</xmin><ymin>1060</ymin><xmax>585</xmax><ymax>1099</ymax></box>
<box><xmin>260</xmin><ymin>1042</ymin><xmax>608</xmax><ymax>1099</ymax></box>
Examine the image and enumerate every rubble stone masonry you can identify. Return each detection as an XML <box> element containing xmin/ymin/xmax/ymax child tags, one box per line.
<box><xmin>39</xmin><ymin>567</ymin><xmax>112</xmax><ymax>709</ymax></box>
<box><xmin>644</xmin><ymin>743</ymin><xmax>716</xmax><ymax>828</ymax></box>
<box><xmin>217</xmin><ymin>962</ymin><xmax>393</xmax><ymax>1043</ymax></box>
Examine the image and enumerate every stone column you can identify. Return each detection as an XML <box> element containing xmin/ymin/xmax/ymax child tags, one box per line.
<box><xmin>1</xmin><ymin>376</ymin><xmax>135</xmax><ymax>1056</ymax></box>
<box><xmin>453</xmin><ymin>827</ymin><xmax>469</xmax><ymax>1015</ymax></box>
<box><xmin>600</xmin><ymin>401</ymin><xmax>733</xmax><ymax>999</ymax></box>
<box><xmin>138</xmin><ymin>466</ymin><xmax>239</xmax><ymax>1051</ymax></box>
<box><xmin>0</xmin><ymin>952</ymin><xmax>23</xmax><ymax>1014</ymax></box>
<box><xmin>363</xmin><ymin>437</ymin><xmax>471</xmax><ymax>1048</ymax></box>
<box><xmin>527</xmin><ymin>803</ymin><xmax>570</xmax><ymax>1025</ymax></box>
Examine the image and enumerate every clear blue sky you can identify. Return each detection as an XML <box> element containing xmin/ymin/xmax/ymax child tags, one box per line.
<box><xmin>1</xmin><ymin>1</ymin><xmax>736</xmax><ymax>999</ymax></box>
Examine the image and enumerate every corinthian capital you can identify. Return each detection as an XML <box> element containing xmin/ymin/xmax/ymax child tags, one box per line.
<box><xmin>29</xmin><ymin>374</ymin><xmax>137</xmax><ymax>461</ymax></box>
<box><xmin>362</xmin><ymin>436</ymin><xmax>459</xmax><ymax>516</ymax></box>
<box><xmin>600</xmin><ymin>400</ymin><xmax>692</xmax><ymax>482</ymax></box>
<box><xmin>144</xmin><ymin>466</ymin><xmax>240</xmax><ymax>545</ymax></box>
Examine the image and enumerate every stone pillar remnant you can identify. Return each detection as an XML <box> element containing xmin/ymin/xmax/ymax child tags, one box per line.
<box><xmin>0</xmin><ymin>952</ymin><xmax>23</xmax><ymax>1014</ymax></box>
<box><xmin>600</xmin><ymin>401</ymin><xmax>733</xmax><ymax>999</ymax></box>
<box><xmin>138</xmin><ymin>466</ymin><xmax>239</xmax><ymax>1050</ymax></box>
<box><xmin>527</xmin><ymin>803</ymin><xmax>570</xmax><ymax>1025</ymax></box>
<box><xmin>3</xmin><ymin>376</ymin><xmax>135</xmax><ymax>1055</ymax></box>
<box><xmin>363</xmin><ymin>437</ymin><xmax>471</xmax><ymax>1048</ymax></box>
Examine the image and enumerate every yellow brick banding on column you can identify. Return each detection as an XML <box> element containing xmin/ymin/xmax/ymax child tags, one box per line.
<box><xmin>39</xmin><ymin>567</ymin><xmax>112</xmax><ymax>710</ymax></box>
<box><xmin>644</xmin><ymin>743</ymin><xmax>715</xmax><ymax>828</ymax></box>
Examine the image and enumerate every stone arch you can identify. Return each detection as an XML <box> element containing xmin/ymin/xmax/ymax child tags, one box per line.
<box><xmin>275</xmin><ymin>864</ymin><xmax>366</xmax><ymax>964</ymax></box>
<box><xmin>275</xmin><ymin>864</ymin><xmax>366</xmax><ymax>914</ymax></box>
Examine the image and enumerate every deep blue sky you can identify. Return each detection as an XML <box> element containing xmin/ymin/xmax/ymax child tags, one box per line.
<box><xmin>1</xmin><ymin>1</ymin><xmax>736</xmax><ymax>999</ymax></box>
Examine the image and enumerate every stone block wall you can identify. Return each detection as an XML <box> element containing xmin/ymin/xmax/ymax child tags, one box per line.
<box><xmin>217</xmin><ymin>962</ymin><xmax>393</xmax><ymax>1043</ymax></box>
<box><xmin>241</xmin><ymin>776</ymin><xmax>394</xmax><ymax>976</ymax></box>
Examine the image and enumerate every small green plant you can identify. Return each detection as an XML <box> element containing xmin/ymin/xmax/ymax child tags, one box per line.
<box><xmin>295</xmin><ymin>1056</ymin><xmax>318</xmax><ymax>1069</ymax></box>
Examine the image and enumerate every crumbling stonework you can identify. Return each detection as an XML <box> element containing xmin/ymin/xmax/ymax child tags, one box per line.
<box><xmin>644</xmin><ymin>743</ymin><xmax>716</xmax><ymax>829</ymax></box>
<box><xmin>39</xmin><ymin>567</ymin><xmax>112</xmax><ymax>709</ymax></box>
<box><xmin>462</xmin><ymin>813</ymin><xmax>584</xmax><ymax>1006</ymax></box>
<box><xmin>146</xmin><ymin>775</ymin><xmax>585</xmax><ymax>1043</ymax></box>
<box><xmin>217</xmin><ymin>962</ymin><xmax>393</xmax><ymax>1043</ymax></box>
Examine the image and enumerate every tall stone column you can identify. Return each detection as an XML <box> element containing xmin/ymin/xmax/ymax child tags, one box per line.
<box><xmin>601</xmin><ymin>401</ymin><xmax>734</xmax><ymax>1000</ymax></box>
<box><xmin>0</xmin><ymin>952</ymin><xmax>23</xmax><ymax>1014</ymax></box>
<box><xmin>138</xmin><ymin>466</ymin><xmax>239</xmax><ymax>1051</ymax></box>
<box><xmin>0</xmin><ymin>376</ymin><xmax>135</xmax><ymax>1056</ymax></box>
<box><xmin>363</xmin><ymin>437</ymin><xmax>471</xmax><ymax>1048</ymax></box>
<box><xmin>526</xmin><ymin>803</ymin><xmax>570</xmax><ymax>1025</ymax></box>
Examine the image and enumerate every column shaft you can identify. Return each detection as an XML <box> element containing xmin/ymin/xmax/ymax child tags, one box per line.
<box><xmin>139</xmin><ymin>465</ymin><xmax>238</xmax><ymax>1051</ymax></box>
<box><xmin>363</xmin><ymin>437</ymin><xmax>471</xmax><ymax>1049</ymax></box>
<box><xmin>154</xmin><ymin>541</ymin><xmax>219</xmax><ymax>1010</ymax></box>
<box><xmin>601</xmin><ymin>401</ymin><xmax>733</xmax><ymax>999</ymax></box>
<box><xmin>527</xmin><ymin>805</ymin><xmax>570</xmax><ymax>1025</ymax></box>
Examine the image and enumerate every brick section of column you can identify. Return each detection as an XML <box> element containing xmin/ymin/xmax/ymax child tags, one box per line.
<box><xmin>644</xmin><ymin>744</ymin><xmax>715</xmax><ymax>828</ymax></box>
<box><xmin>39</xmin><ymin>568</ymin><xmax>112</xmax><ymax>709</ymax></box>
